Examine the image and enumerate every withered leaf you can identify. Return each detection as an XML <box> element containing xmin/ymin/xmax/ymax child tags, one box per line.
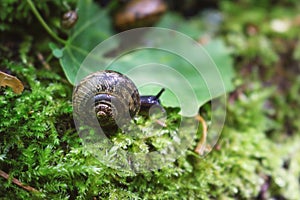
<box><xmin>0</xmin><ymin>71</ymin><xmax>24</xmax><ymax>94</ymax></box>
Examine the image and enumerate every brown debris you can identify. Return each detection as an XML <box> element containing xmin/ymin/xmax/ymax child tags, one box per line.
<box><xmin>0</xmin><ymin>71</ymin><xmax>24</xmax><ymax>94</ymax></box>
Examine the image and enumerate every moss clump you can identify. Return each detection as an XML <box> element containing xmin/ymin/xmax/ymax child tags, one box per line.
<box><xmin>1</xmin><ymin>60</ymin><xmax>299</xmax><ymax>199</ymax></box>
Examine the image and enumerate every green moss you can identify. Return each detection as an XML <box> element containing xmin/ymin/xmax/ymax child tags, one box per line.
<box><xmin>0</xmin><ymin>0</ymin><xmax>77</xmax><ymax>31</ymax></box>
<box><xmin>1</xmin><ymin>0</ymin><xmax>300</xmax><ymax>199</ymax></box>
<box><xmin>1</xmin><ymin>60</ymin><xmax>298</xmax><ymax>199</ymax></box>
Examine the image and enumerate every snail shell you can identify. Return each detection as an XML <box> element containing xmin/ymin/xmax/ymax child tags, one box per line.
<box><xmin>61</xmin><ymin>10</ymin><xmax>78</xmax><ymax>29</ymax></box>
<box><xmin>73</xmin><ymin>70</ymin><xmax>141</xmax><ymax>129</ymax></box>
<box><xmin>114</xmin><ymin>0</ymin><xmax>167</xmax><ymax>31</ymax></box>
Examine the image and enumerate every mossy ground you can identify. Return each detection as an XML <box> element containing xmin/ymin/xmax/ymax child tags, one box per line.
<box><xmin>1</xmin><ymin>0</ymin><xmax>300</xmax><ymax>199</ymax></box>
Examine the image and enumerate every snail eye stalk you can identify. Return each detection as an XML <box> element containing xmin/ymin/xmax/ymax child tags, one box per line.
<box><xmin>155</xmin><ymin>88</ymin><xmax>165</xmax><ymax>100</ymax></box>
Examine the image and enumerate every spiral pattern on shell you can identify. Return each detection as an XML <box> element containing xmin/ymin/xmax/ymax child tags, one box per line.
<box><xmin>73</xmin><ymin>70</ymin><xmax>141</xmax><ymax>129</ymax></box>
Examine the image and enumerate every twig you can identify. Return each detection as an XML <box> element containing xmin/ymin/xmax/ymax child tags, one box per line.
<box><xmin>37</xmin><ymin>52</ymin><xmax>51</xmax><ymax>70</ymax></box>
<box><xmin>0</xmin><ymin>169</ymin><xmax>39</xmax><ymax>193</ymax></box>
<box><xmin>194</xmin><ymin>114</ymin><xmax>207</xmax><ymax>155</ymax></box>
<box><xmin>155</xmin><ymin>119</ymin><xmax>167</xmax><ymax>127</ymax></box>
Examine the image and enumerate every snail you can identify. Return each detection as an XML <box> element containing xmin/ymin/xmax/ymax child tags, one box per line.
<box><xmin>73</xmin><ymin>70</ymin><xmax>165</xmax><ymax>132</ymax></box>
<box><xmin>73</xmin><ymin>70</ymin><xmax>209</xmax><ymax>155</ymax></box>
<box><xmin>61</xmin><ymin>10</ymin><xmax>78</xmax><ymax>29</ymax></box>
<box><xmin>114</xmin><ymin>0</ymin><xmax>167</xmax><ymax>31</ymax></box>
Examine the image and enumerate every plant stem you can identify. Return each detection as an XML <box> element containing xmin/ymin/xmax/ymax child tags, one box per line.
<box><xmin>26</xmin><ymin>0</ymin><xmax>67</xmax><ymax>45</ymax></box>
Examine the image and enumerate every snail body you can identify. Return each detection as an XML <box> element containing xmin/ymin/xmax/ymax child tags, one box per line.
<box><xmin>73</xmin><ymin>70</ymin><xmax>164</xmax><ymax>131</ymax></box>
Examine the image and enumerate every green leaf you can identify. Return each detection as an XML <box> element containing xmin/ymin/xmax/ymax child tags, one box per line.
<box><xmin>49</xmin><ymin>42</ymin><xmax>63</xmax><ymax>58</ymax></box>
<box><xmin>59</xmin><ymin>0</ymin><xmax>113</xmax><ymax>83</ymax></box>
<box><xmin>59</xmin><ymin>2</ymin><xmax>235</xmax><ymax>112</ymax></box>
<box><xmin>76</xmin><ymin>29</ymin><xmax>234</xmax><ymax>116</ymax></box>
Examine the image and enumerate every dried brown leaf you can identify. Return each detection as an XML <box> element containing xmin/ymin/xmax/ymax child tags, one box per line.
<box><xmin>0</xmin><ymin>71</ymin><xmax>24</xmax><ymax>94</ymax></box>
